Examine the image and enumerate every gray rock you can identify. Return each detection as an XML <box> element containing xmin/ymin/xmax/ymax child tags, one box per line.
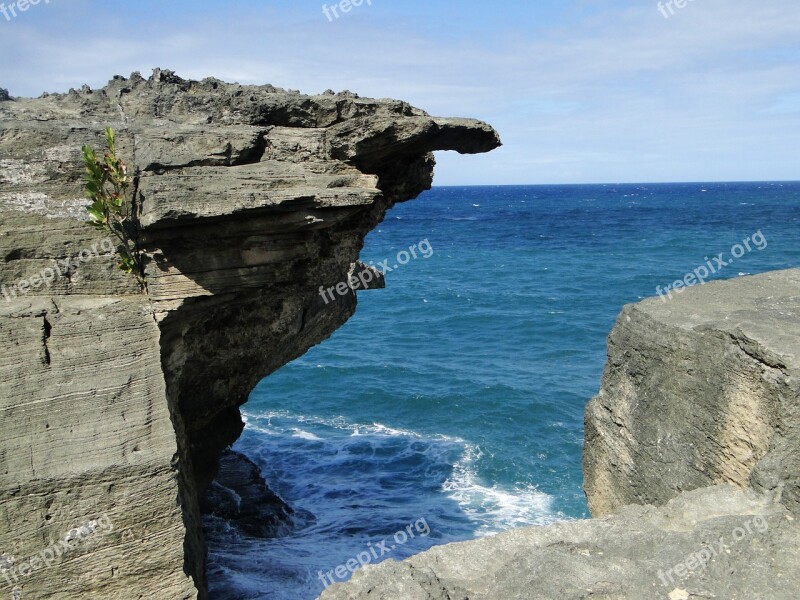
<box><xmin>0</xmin><ymin>69</ymin><xmax>500</xmax><ymax>598</ymax></box>
<box><xmin>585</xmin><ymin>269</ymin><xmax>800</xmax><ymax>518</ymax></box>
<box><xmin>201</xmin><ymin>450</ymin><xmax>295</xmax><ymax>539</ymax></box>
<box><xmin>319</xmin><ymin>485</ymin><xmax>800</xmax><ymax>600</ymax></box>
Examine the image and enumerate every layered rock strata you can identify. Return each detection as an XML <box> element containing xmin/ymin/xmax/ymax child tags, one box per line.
<box><xmin>584</xmin><ymin>268</ymin><xmax>800</xmax><ymax>518</ymax></box>
<box><xmin>0</xmin><ymin>69</ymin><xmax>500</xmax><ymax>599</ymax></box>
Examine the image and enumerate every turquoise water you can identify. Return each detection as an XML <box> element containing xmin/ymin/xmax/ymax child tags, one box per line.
<box><xmin>206</xmin><ymin>182</ymin><xmax>800</xmax><ymax>599</ymax></box>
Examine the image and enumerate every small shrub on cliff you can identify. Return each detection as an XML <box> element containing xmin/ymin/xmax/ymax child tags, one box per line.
<box><xmin>82</xmin><ymin>127</ymin><xmax>144</xmax><ymax>284</ymax></box>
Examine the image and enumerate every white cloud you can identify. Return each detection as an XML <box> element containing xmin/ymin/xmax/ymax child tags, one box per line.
<box><xmin>1</xmin><ymin>0</ymin><xmax>798</xmax><ymax>183</ymax></box>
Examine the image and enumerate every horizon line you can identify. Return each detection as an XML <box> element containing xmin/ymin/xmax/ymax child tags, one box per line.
<box><xmin>432</xmin><ymin>179</ymin><xmax>800</xmax><ymax>188</ymax></box>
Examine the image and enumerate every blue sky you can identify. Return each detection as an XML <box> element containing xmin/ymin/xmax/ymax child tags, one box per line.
<box><xmin>1</xmin><ymin>0</ymin><xmax>798</xmax><ymax>184</ymax></box>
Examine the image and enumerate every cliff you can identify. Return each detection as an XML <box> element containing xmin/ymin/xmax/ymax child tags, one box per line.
<box><xmin>0</xmin><ymin>70</ymin><xmax>501</xmax><ymax>599</ymax></box>
<box><xmin>321</xmin><ymin>269</ymin><xmax>800</xmax><ymax>599</ymax></box>
<box><xmin>584</xmin><ymin>268</ymin><xmax>800</xmax><ymax>518</ymax></box>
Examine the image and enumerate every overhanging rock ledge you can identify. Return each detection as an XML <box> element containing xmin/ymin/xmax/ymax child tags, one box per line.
<box><xmin>0</xmin><ymin>69</ymin><xmax>501</xmax><ymax>599</ymax></box>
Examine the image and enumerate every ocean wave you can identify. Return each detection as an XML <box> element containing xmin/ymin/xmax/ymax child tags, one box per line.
<box><xmin>208</xmin><ymin>410</ymin><xmax>564</xmax><ymax>599</ymax></box>
<box><xmin>242</xmin><ymin>409</ymin><xmax>466</xmax><ymax>444</ymax></box>
<box><xmin>443</xmin><ymin>444</ymin><xmax>562</xmax><ymax>535</ymax></box>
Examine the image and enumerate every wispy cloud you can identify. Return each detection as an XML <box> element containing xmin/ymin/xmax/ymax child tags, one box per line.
<box><xmin>1</xmin><ymin>0</ymin><xmax>798</xmax><ymax>184</ymax></box>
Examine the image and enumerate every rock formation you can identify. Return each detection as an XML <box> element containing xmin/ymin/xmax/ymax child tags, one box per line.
<box><xmin>0</xmin><ymin>69</ymin><xmax>500</xmax><ymax>599</ymax></box>
<box><xmin>200</xmin><ymin>450</ymin><xmax>295</xmax><ymax>539</ymax></box>
<box><xmin>321</xmin><ymin>269</ymin><xmax>800</xmax><ymax>599</ymax></box>
<box><xmin>584</xmin><ymin>269</ymin><xmax>800</xmax><ymax>518</ymax></box>
<box><xmin>320</xmin><ymin>485</ymin><xmax>799</xmax><ymax>600</ymax></box>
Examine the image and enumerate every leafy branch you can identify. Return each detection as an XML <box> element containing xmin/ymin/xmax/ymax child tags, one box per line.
<box><xmin>82</xmin><ymin>127</ymin><xmax>145</xmax><ymax>285</ymax></box>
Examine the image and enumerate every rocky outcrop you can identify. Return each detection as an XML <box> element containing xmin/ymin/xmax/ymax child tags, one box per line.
<box><xmin>322</xmin><ymin>270</ymin><xmax>800</xmax><ymax>600</ymax></box>
<box><xmin>320</xmin><ymin>485</ymin><xmax>800</xmax><ymax>600</ymax></box>
<box><xmin>201</xmin><ymin>450</ymin><xmax>294</xmax><ymax>539</ymax></box>
<box><xmin>0</xmin><ymin>70</ymin><xmax>500</xmax><ymax>599</ymax></box>
<box><xmin>584</xmin><ymin>269</ymin><xmax>800</xmax><ymax>518</ymax></box>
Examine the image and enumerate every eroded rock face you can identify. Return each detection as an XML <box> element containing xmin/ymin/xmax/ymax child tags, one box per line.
<box><xmin>319</xmin><ymin>485</ymin><xmax>800</xmax><ymax>600</ymax></box>
<box><xmin>201</xmin><ymin>450</ymin><xmax>295</xmax><ymax>539</ymax></box>
<box><xmin>0</xmin><ymin>69</ymin><xmax>500</xmax><ymax>598</ymax></box>
<box><xmin>584</xmin><ymin>269</ymin><xmax>800</xmax><ymax>518</ymax></box>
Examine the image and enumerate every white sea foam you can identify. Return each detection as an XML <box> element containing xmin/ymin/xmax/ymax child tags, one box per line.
<box><xmin>443</xmin><ymin>444</ymin><xmax>562</xmax><ymax>535</ymax></box>
<box><xmin>243</xmin><ymin>409</ymin><xmax>464</xmax><ymax>443</ymax></box>
<box><xmin>290</xmin><ymin>428</ymin><xmax>323</xmax><ymax>441</ymax></box>
<box><xmin>223</xmin><ymin>409</ymin><xmax>557</xmax><ymax>600</ymax></box>
<box><xmin>242</xmin><ymin>410</ymin><xmax>561</xmax><ymax>532</ymax></box>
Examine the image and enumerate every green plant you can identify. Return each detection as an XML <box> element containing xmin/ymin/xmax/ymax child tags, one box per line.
<box><xmin>82</xmin><ymin>127</ymin><xmax>144</xmax><ymax>284</ymax></box>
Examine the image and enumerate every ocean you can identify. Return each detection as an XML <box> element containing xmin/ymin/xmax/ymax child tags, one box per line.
<box><xmin>205</xmin><ymin>182</ymin><xmax>800</xmax><ymax>599</ymax></box>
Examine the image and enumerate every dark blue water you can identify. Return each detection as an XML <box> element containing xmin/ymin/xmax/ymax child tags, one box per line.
<box><xmin>206</xmin><ymin>182</ymin><xmax>800</xmax><ymax>599</ymax></box>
